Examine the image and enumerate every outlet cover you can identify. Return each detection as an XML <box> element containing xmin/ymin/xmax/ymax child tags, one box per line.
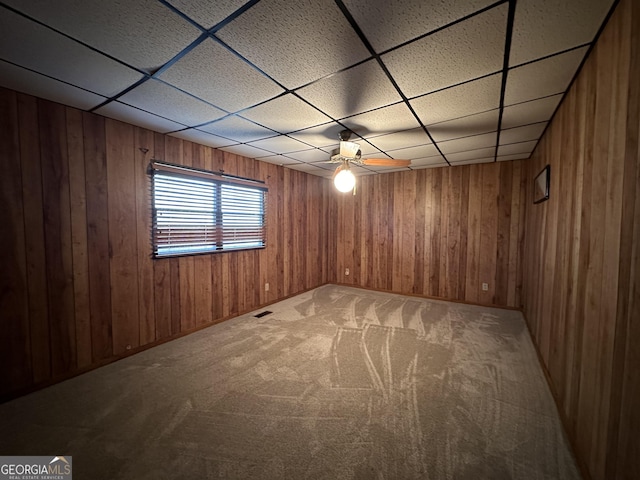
<box><xmin>265</xmin><ymin>282</ymin><xmax>270</xmax><ymax>292</ymax></box>
<box><xmin>345</xmin><ymin>268</ymin><xmax>350</xmax><ymax>276</ymax></box>
<box><xmin>482</xmin><ymin>283</ymin><xmax>489</xmax><ymax>291</ymax></box>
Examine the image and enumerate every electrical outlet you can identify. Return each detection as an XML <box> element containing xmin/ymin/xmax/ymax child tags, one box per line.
<box><xmin>482</xmin><ymin>283</ymin><xmax>489</xmax><ymax>291</ymax></box>
<box><xmin>345</xmin><ymin>268</ymin><xmax>350</xmax><ymax>276</ymax></box>
<box><xmin>265</xmin><ymin>282</ymin><xmax>270</xmax><ymax>292</ymax></box>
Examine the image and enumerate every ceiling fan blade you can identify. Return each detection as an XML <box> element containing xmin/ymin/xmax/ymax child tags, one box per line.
<box><xmin>362</xmin><ymin>158</ymin><xmax>411</xmax><ymax>167</ymax></box>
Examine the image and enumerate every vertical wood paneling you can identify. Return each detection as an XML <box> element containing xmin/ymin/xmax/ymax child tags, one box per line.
<box><xmin>66</xmin><ymin>108</ymin><xmax>92</xmax><ymax>368</ymax></box>
<box><xmin>1</xmin><ymin>88</ymin><xmax>334</xmax><ymax>400</ymax></box>
<box><xmin>0</xmin><ymin>88</ymin><xmax>31</xmax><ymax>391</ymax></box>
<box><xmin>521</xmin><ymin>1</ymin><xmax>640</xmax><ymax>478</ymax></box>
<box><xmin>39</xmin><ymin>100</ymin><xmax>76</xmax><ymax>375</ymax></box>
<box><xmin>106</xmin><ymin>119</ymin><xmax>139</xmax><ymax>354</ymax></box>
<box><xmin>18</xmin><ymin>93</ymin><xmax>50</xmax><ymax>384</ymax></box>
<box><xmin>334</xmin><ymin>161</ymin><xmax>525</xmax><ymax>307</ymax></box>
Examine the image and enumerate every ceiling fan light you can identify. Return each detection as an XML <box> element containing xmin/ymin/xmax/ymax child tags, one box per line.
<box><xmin>340</xmin><ymin>140</ymin><xmax>360</xmax><ymax>158</ymax></box>
<box><xmin>334</xmin><ymin>169</ymin><xmax>356</xmax><ymax>192</ymax></box>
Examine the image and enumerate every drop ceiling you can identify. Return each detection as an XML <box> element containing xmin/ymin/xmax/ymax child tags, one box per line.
<box><xmin>0</xmin><ymin>0</ymin><xmax>616</xmax><ymax>178</ymax></box>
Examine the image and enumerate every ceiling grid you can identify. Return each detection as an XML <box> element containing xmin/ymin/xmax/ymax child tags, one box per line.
<box><xmin>0</xmin><ymin>0</ymin><xmax>618</xmax><ymax>177</ymax></box>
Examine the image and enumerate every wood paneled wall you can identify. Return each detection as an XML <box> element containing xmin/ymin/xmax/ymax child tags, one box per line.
<box><xmin>334</xmin><ymin>162</ymin><xmax>526</xmax><ymax>308</ymax></box>
<box><xmin>0</xmin><ymin>89</ymin><xmax>337</xmax><ymax>399</ymax></box>
<box><xmin>521</xmin><ymin>0</ymin><xmax>639</xmax><ymax>478</ymax></box>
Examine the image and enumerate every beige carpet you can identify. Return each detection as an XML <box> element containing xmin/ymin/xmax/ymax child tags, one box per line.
<box><xmin>0</xmin><ymin>285</ymin><xmax>580</xmax><ymax>479</ymax></box>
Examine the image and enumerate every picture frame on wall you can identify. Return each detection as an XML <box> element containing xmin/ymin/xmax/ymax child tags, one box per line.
<box><xmin>533</xmin><ymin>165</ymin><xmax>551</xmax><ymax>204</ymax></box>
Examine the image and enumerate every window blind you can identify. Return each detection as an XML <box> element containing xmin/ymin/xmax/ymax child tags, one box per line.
<box><xmin>151</xmin><ymin>162</ymin><xmax>266</xmax><ymax>258</ymax></box>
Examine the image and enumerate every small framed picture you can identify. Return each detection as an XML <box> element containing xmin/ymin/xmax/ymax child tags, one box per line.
<box><xmin>533</xmin><ymin>165</ymin><xmax>550</xmax><ymax>204</ymax></box>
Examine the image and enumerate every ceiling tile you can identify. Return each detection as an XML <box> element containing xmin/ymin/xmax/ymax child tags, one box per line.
<box><xmin>0</xmin><ymin>61</ymin><xmax>105</xmax><ymax>110</ymax></box>
<box><xmin>288</xmin><ymin>124</ymin><xmax>346</xmax><ymax>149</ymax></box>
<box><xmin>4</xmin><ymin>0</ymin><xmax>202</xmax><ymax>72</ymax></box>
<box><xmin>385</xmin><ymin>144</ymin><xmax>440</xmax><ymax>160</ymax></box>
<box><xmin>296</xmin><ymin>60</ymin><xmax>402</xmax><ymax>119</ymax></box>
<box><xmin>240</xmin><ymin>94</ymin><xmax>332</xmax><ymax>134</ymax></box>
<box><xmin>119</xmin><ymin>79</ymin><xmax>226</xmax><ymax>127</ymax></box>
<box><xmin>285</xmin><ymin>149</ymin><xmax>333</xmax><ymax>163</ymax></box>
<box><xmin>342</xmin><ymin>0</ymin><xmax>498</xmax><ymax>52</ymax></box>
<box><xmin>341</xmin><ymin>103</ymin><xmax>421</xmax><ymax>136</ymax></box>
<box><xmin>505</xmin><ymin>47</ymin><xmax>587</xmax><ymax>105</ymax></box>
<box><xmin>217</xmin><ymin>0</ymin><xmax>371</xmax><ymax>89</ymax></box>
<box><xmin>365</xmin><ymin>128</ymin><xmax>432</xmax><ymax>151</ymax></box>
<box><xmin>450</xmin><ymin>156</ymin><xmax>495</xmax><ymax>165</ymax></box>
<box><xmin>199</xmin><ymin>115</ymin><xmax>276</xmax><ymax>143</ymax></box>
<box><xmin>501</xmin><ymin>95</ymin><xmax>562</xmax><ymax>129</ymax></box>
<box><xmin>438</xmin><ymin>132</ymin><xmax>497</xmax><ymax>154</ymax></box>
<box><xmin>0</xmin><ymin>8</ymin><xmax>143</xmax><ymax>97</ymax></box>
<box><xmin>411</xmin><ymin>73</ymin><xmax>502</xmax><ymax>125</ymax></box>
<box><xmin>95</xmin><ymin>102</ymin><xmax>186</xmax><ymax>133</ymax></box>
<box><xmin>499</xmin><ymin>122</ymin><xmax>547</xmax><ymax>145</ymax></box>
<box><xmin>428</xmin><ymin>109</ymin><xmax>500</xmax><ymax>142</ymax></box>
<box><xmin>285</xmin><ymin>163</ymin><xmax>327</xmax><ymax>175</ymax></box>
<box><xmin>258</xmin><ymin>155</ymin><xmax>302</xmax><ymax>166</ymax></box>
<box><xmin>159</xmin><ymin>39</ymin><xmax>283</xmax><ymax>112</ymax></box>
<box><xmin>248</xmin><ymin>135</ymin><xmax>311</xmax><ymax>154</ymax></box>
<box><xmin>381</xmin><ymin>4</ymin><xmax>507</xmax><ymax>98</ymax></box>
<box><xmin>220</xmin><ymin>144</ymin><xmax>273</xmax><ymax>158</ymax></box>
<box><xmin>169</xmin><ymin>129</ymin><xmax>237</xmax><ymax>149</ymax></box>
<box><xmin>446</xmin><ymin>147</ymin><xmax>495</xmax><ymax>163</ymax></box>
<box><xmin>497</xmin><ymin>141</ymin><xmax>538</xmax><ymax>156</ymax></box>
<box><xmin>497</xmin><ymin>153</ymin><xmax>532</xmax><ymax>162</ymax></box>
<box><xmin>409</xmin><ymin>157</ymin><xmax>448</xmax><ymax>168</ymax></box>
<box><xmin>166</xmin><ymin>0</ymin><xmax>248</xmax><ymax>29</ymax></box>
<box><xmin>509</xmin><ymin>0</ymin><xmax>615</xmax><ymax>66</ymax></box>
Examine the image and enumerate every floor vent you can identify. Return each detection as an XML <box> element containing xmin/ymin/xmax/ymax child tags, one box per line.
<box><xmin>254</xmin><ymin>310</ymin><xmax>273</xmax><ymax>318</ymax></box>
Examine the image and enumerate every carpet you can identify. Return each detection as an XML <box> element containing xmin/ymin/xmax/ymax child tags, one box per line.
<box><xmin>0</xmin><ymin>285</ymin><xmax>580</xmax><ymax>479</ymax></box>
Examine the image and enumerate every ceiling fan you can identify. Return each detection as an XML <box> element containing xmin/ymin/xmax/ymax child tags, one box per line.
<box><xmin>329</xmin><ymin>130</ymin><xmax>411</xmax><ymax>193</ymax></box>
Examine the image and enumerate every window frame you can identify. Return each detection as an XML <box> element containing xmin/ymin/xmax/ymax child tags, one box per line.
<box><xmin>150</xmin><ymin>160</ymin><xmax>267</xmax><ymax>259</ymax></box>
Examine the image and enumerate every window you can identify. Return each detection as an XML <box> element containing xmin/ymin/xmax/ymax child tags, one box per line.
<box><xmin>151</xmin><ymin>161</ymin><xmax>267</xmax><ymax>258</ymax></box>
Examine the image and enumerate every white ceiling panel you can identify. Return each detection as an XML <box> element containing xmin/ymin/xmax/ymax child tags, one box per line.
<box><xmin>296</xmin><ymin>60</ymin><xmax>402</xmax><ymax>119</ymax></box>
<box><xmin>409</xmin><ymin>157</ymin><xmax>448</xmax><ymax>168</ymax></box>
<box><xmin>166</xmin><ymin>0</ymin><xmax>248</xmax><ymax>29</ymax></box>
<box><xmin>499</xmin><ymin>122</ymin><xmax>547</xmax><ymax>145</ymax></box>
<box><xmin>497</xmin><ymin>141</ymin><xmax>538</xmax><ymax>156</ymax></box>
<box><xmin>381</xmin><ymin>4</ymin><xmax>507</xmax><ymax>98</ymax></box>
<box><xmin>0</xmin><ymin>9</ymin><xmax>143</xmax><ymax>97</ymax></box>
<box><xmin>288</xmin><ymin>124</ymin><xmax>346</xmax><ymax>149</ymax></box>
<box><xmin>497</xmin><ymin>153</ymin><xmax>532</xmax><ymax>162</ymax></box>
<box><xmin>285</xmin><ymin>163</ymin><xmax>327</xmax><ymax>175</ymax></box>
<box><xmin>342</xmin><ymin>0</ymin><xmax>498</xmax><ymax>53</ymax></box>
<box><xmin>119</xmin><ymin>79</ymin><xmax>226</xmax><ymax>127</ymax></box>
<box><xmin>411</xmin><ymin>73</ymin><xmax>502</xmax><ymax>125</ymax></box>
<box><xmin>438</xmin><ymin>132</ymin><xmax>497</xmax><ymax>154</ymax></box>
<box><xmin>450</xmin><ymin>157</ymin><xmax>495</xmax><ymax>166</ymax></box>
<box><xmin>169</xmin><ymin>129</ymin><xmax>237</xmax><ymax>149</ymax></box>
<box><xmin>217</xmin><ymin>0</ymin><xmax>371</xmax><ymax>89</ymax></box>
<box><xmin>248</xmin><ymin>135</ymin><xmax>311</xmax><ymax>154</ymax></box>
<box><xmin>341</xmin><ymin>103</ymin><xmax>421</xmax><ymax>136</ymax></box>
<box><xmin>0</xmin><ymin>61</ymin><xmax>105</xmax><ymax>111</ymax></box>
<box><xmin>3</xmin><ymin>0</ymin><xmax>202</xmax><ymax>72</ymax></box>
<box><xmin>510</xmin><ymin>0</ymin><xmax>615</xmax><ymax>66</ymax></box>
<box><xmin>286</xmin><ymin>149</ymin><xmax>333</xmax><ymax>163</ymax></box>
<box><xmin>505</xmin><ymin>47</ymin><xmax>588</xmax><ymax>105</ymax></box>
<box><xmin>198</xmin><ymin>115</ymin><xmax>276</xmax><ymax>143</ymax></box>
<box><xmin>428</xmin><ymin>109</ymin><xmax>500</xmax><ymax>142</ymax></box>
<box><xmin>501</xmin><ymin>95</ymin><xmax>562</xmax><ymax>129</ymax></box>
<box><xmin>386</xmin><ymin>144</ymin><xmax>440</xmax><ymax>160</ymax></box>
<box><xmin>159</xmin><ymin>39</ymin><xmax>283</xmax><ymax>112</ymax></box>
<box><xmin>95</xmin><ymin>102</ymin><xmax>186</xmax><ymax>134</ymax></box>
<box><xmin>240</xmin><ymin>94</ymin><xmax>332</xmax><ymax>134</ymax></box>
<box><xmin>365</xmin><ymin>128</ymin><xmax>432</xmax><ymax>151</ymax></box>
<box><xmin>446</xmin><ymin>147</ymin><xmax>496</xmax><ymax>163</ymax></box>
<box><xmin>220</xmin><ymin>144</ymin><xmax>273</xmax><ymax>158</ymax></box>
<box><xmin>258</xmin><ymin>155</ymin><xmax>303</xmax><ymax>166</ymax></box>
